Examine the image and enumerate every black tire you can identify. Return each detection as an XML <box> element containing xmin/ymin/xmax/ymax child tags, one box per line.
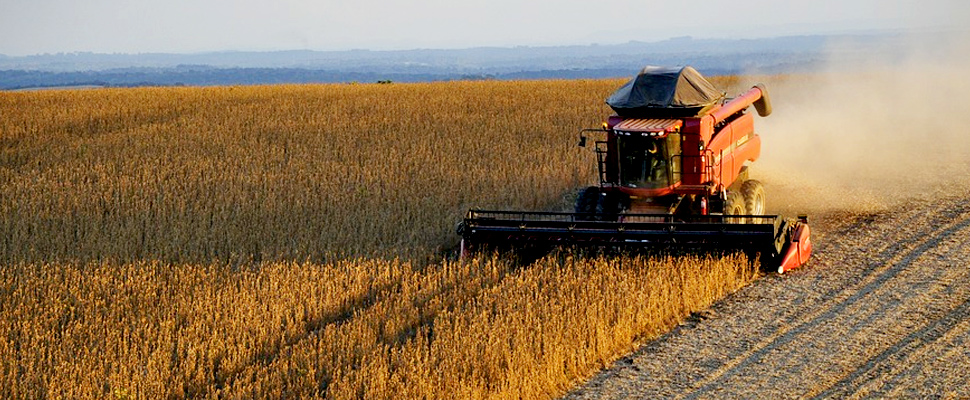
<box><xmin>599</xmin><ymin>191</ymin><xmax>630</xmax><ymax>222</ymax></box>
<box><xmin>574</xmin><ymin>187</ymin><xmax>600</xmax><ymax>221</ymax></box>
<box><xmin>741</xmin><ymin>180</ymin><xmax>766</xmax><ymax>215</ymax></box>
<box><xmin>595</xmin><ymin>192</ymin><xmax>618</xmax><ymax>221</ymax></box>
<box><xmin>724</xmin><ymin>190</ymin><xmax>746</xmax><ymax>223</ymax></box>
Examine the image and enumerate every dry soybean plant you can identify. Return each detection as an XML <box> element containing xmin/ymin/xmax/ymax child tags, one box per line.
<box><xmin>0</xmin><ymin>254</ymin><xmax>754</xmax><ymax>399</ymax></box>
<box><xmin>0</xmin><ymin>81</ymin><xmax>611</xmax><ymax>264</ymax></box>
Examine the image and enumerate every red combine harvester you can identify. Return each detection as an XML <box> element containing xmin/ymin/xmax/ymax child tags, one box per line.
<box><xmin>458</xmin><ymin>66</ymin><xmax>812</xmax><ymax>273</ymax></box>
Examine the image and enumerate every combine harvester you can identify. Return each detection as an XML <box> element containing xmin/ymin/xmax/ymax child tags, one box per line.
<box><xmin>458</xmin><ymin>66</ymin><xmax>812</xmax><ymax>273</ymax></box>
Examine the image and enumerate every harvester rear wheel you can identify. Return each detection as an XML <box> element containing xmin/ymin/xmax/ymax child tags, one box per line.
<box><xmin>741</xmin><ymin>180</ymin><xmax>766</xmax><ymax>215</ymax></box>
<box><xmin>724</xmin><ymin>191</ymin><xmax>746</xmax><ymax>223</ymax></box>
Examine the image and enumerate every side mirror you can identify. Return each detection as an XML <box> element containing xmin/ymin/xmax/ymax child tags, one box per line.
<box><xmin>578</xmin><ymin>136</ymin><xmax>587</xmax><ymax>147</ymax></box>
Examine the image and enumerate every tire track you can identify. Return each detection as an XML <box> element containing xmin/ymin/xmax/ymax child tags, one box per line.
<box><xmin>810</xmin><ymin>297</ymin><xmax>970</xmax><ymax>399</ymax></box>
<box><xmin>757</xmin><ymin>199</ymin><xmax>968</xmax><ymax>316</ymax></box>
<box><xmin>881</xmin><ymin>321</ymin><xmax>970</xmax><ymax>398</ymax></box>
<box><xmin>826</xmin><ymin>240</ymin><xmax>970</xmax><ymax>399</ymax></box>
<box><xmin>678</xmin><ymin>205</ymin><xmax>970</xmax><ymax>399</ymax></box>
<box><xmin>877</xmin><ymin>318</ymin><xmax>970</xmax><ymax>398</ymax></box>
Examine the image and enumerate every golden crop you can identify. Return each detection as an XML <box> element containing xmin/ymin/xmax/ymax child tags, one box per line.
<box><xmin>0</xmin><ymin>254</ymin><xmax>753</xmax><ymax>399</ymax></box>
<box><xmin>1</xmin><ymin>81</ymin><xmax>614</xmax><ymax>263</ymax></box>
<box><xmin>0</xmin><ymin>78</ymin><xmax>752</xmax><ymax>399</ymax></box>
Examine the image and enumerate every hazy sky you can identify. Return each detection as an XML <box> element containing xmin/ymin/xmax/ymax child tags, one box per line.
<box><xmin>1</xmin><ymin>0</ymin><xmax>967</xmax><ymax>56</ymax></box>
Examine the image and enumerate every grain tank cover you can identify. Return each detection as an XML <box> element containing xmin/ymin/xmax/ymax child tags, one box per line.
<box><xmin>607</xmin><ymin>66</ymin><xmax>724</xmax><ymax>118</ymax></box>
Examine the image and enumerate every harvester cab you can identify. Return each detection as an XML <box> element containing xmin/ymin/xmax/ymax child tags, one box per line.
<box><xmin>459</xmin><ymin>66</ymin><xmax>812</xmax><ymax>273</ymax></box>
<box><xmin>614</xmin><ymin>129</ymin><xmax>677</xmax><ymax>188</ymax></box>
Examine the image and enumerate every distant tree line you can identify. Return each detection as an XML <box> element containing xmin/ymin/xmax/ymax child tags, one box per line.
<box><xmin>0</xmin><ymin>67</ymin><xmax>749</xmax><ymax>90</ymax></box>
<box><xmin>0</xmin><ymin>51</ymin><xmax>826</xmax><ymax>90</ymax></box>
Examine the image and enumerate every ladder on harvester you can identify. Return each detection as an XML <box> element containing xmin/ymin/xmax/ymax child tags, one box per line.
<box><xmin>595</xmin><ymin>141</ymin><xmax>609</xmax><ymax>186</ymax></box>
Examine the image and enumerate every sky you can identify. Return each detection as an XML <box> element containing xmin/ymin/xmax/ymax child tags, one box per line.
<box><xmin>0</xmin><ymin>0</ymin><xmax>967</xmax><ymax>56</ymax></box>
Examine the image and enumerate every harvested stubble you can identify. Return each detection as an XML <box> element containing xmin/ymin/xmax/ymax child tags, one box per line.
<box><xmin>0</xmin><ymin>78</ymin><xmax>753</xmax><ymax>399</ymax></box>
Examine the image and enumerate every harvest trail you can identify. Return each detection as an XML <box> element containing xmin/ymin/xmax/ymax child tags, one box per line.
<box><xmin>564</xmin><ymin>193</ymin><xmax>970</xmax><ymax>399</ymax></box>
<box><xmin>684</xmin><ymin>201</ymin><xmax>970</xmax><ymax>398</ymax></box>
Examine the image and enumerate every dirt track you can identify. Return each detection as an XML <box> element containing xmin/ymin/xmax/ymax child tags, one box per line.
<box><xmin>564</xmin><ymin>190</ymin><xmax>970</xmax><ymax>399</ymax></box>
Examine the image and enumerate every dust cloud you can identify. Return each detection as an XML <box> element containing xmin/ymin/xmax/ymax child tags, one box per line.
<box><xmin>748</xmin><ymin>30</ymin><xmax>970</xmax><ymax>217</ymax></box>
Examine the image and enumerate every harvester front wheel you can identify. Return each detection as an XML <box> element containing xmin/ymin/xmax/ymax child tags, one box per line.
<box><xmin>741</xmin><ymin>180</ymin><xmax>766</xmax><ymax>215</ymax></box>
<box><xmin>574</xmin><ymin>187</ymin><xmax>600</xmax><ymax>220</ymax></box>
<box><xmin>724</xmin><ymin>191</ymin><xmax>746</xmax><ymax>223</ymax></box>
<box><xmin>595</xmin><ymin>191</ymin><xmax>626</xmax><ymax>221</ymax></box>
